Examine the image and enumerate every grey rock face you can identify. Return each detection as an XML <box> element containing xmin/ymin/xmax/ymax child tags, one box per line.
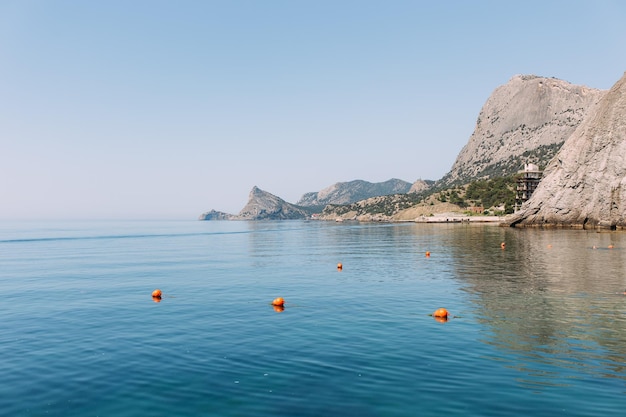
<box><xmin>439</xmin><ymin>75</ymin><xmax>605</xmax><ymax>186</ymax></box>
<box><xmin>297</xmin><ymin>179</ymin><xmax>412</xmax><ymax>207</ymax></box>
<box><xmin>237</xmin><ymin>186</ymin><xmax>311</xmax><ymax>220</ymax></box>
<box><xmin>505</xmin><ymin>72</ymin><xmax>626</xmax><ymax>229</ymax></box>
<box><xmin>200</xmin><ymin>187</ymin><xmax>312</xmax><ymax>220</ymax></box>
<box><xmin>198</xmin><ymin>209</ymin><xmax>237</xmax><ymax>220</ymax></box>
<box><xmin>408</xmin><ymin>179</ymin><xmax>432</xmax><ymax>194</ymax></box>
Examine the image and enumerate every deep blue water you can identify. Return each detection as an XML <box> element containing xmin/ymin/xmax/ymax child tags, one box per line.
<box><xmin>1</xmin><ymin>220</ymin><xmax>626</xmax><ymax>416</ymax></box>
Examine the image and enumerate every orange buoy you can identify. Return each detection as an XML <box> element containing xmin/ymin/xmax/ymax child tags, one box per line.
<box><xmin>608</xmin><ymin>244</ymin><xmax>615</xmax><ymax>249</ymax></box>
<box><xmin>337</xmin><ymin>263</ymin><xmax>343</xmax><ymax>270</ymax></box>
<box><xmin>271</xmin><ymin>297</ymin><xmax>285</xmax><ymax>307</ymax></box>
<box><xmin>152</xmin><ymin>289</ymin><xmax>162</xmax><ymax>298</ymax></box>
<box><xmin>425</xmin><ymin>251</ymin><xmax>431</xmax><ymax>257</ymax></box>
<box><xmin>500</xmin><ymin>242</ymin><xmax>506</xmax><ymax>249</ymax></box>
<box><xmin>433</xmin><ymin>308</ymin><xmax>449</xmax><ymax>318</ymax></box>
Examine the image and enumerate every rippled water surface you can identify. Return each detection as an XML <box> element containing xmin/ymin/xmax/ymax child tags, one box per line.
<box><xmin>2</xmin><ymin>220</ymin><xmax>626</xmax><ymax>416</ymax></box>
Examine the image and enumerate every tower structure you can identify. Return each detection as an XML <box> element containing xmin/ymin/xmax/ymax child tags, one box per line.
<box><xmin>514</xmin><ymin>163</ymin><xmax>542</xmax><ymax>211</ymax></box>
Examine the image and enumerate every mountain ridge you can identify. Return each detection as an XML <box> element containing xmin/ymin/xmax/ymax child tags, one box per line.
<box><xmin>200</xmin><ymin>179</ymin><xmax>417</xmax><ymax>220</ymax></box>
<box><xmin>200</xmin><ymin>73</ymin><xmax>622</xmax><ymax>223</ymax></box>
<box><xmin>199</xmin><ymin>186</ymin><xmax>314</xmax><ymax>221</ymax></box>
<box><xmin>296</xmin><ymin>178</ymin><xmax>414</xmax><ymax>207</ymax></box>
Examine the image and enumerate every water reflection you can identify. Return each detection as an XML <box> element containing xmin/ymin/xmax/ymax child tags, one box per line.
<box><xmin>433</xmin><ymin>315</ymin><xmax>448</xmax><ymax>324</ymax></box>
<box><xmin>447</xmin><ymin>226</ymin><xmax>626</xmax><ymax>386</ymax></box>
<box><xmin>243</xmin><ymin>221</ymin><xmax>626</xmax><ymax>388</ymax></box>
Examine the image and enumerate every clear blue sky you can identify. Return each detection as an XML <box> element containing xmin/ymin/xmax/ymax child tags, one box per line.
<box><xmin>2</xmin><ymin>0</ymin><xmax>625</xmax><ymax>220</ymax></box>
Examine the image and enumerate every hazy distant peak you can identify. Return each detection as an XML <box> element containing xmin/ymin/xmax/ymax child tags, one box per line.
<box><xmin>238</xmin><ymin>187</ymin><xmax>311</xmax><ymax>220</ymax></box>
<box><xmin>297</xmin><ymin>178</ymin><xmax>412</xmax><ymax>206</ymax></box>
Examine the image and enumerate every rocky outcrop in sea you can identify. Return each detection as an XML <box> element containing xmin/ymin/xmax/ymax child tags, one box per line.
<box><xmin>237</xmin><ymin>186</ymin><xmax>313</xmax><ymax>220</ymax></box>
<box><xmin>199</xmin><ymin>186</ymin><xmax>314</xmax><ymax>220</ymax></box>
<box><xmin>200</xmin><ymin>179</ymin><xmax>419</xmax><ymax>220</ymax></box>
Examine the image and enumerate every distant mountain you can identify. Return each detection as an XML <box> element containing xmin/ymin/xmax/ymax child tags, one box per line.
<box><xmin>198</xmin><ymin>209</ymin><xmax>237</xmax><ymax>220</ymax></box>
<box><xmin>238</xmin><ymin>186</ymin><xmax>313</xmax><ymax>220</ymax></box>
<box><xmin>297</xmin><ymin>179</ymin><xmax>413</xmax><ymax>207</ymax></box>
<box><xmin>408</xmin><ymin>179</ymin><xmax>433</xmax><ymax>194</ymax></box>
<box><xmin>438</xmin><ymin>75</ymin><xmax>605</xmax><ymax>186</ymax></box>
<box><xmin>199</xmin><ymin>186</ymin><xmax>314</xmax><ymax>220</ymax></box>
<box><xmin>317</xmin><ymin>74</ymin><xmax>608</xmax><ymax>221</ymax></box>
<box><xmin>200</xmin><ymin>74</ymin><xmax>618</xmax><ymax>223</ymax></box>
<box><xmin>505</xmin><ymin>72</ymin><xmax>626</xmax><ymax>229</ymax></box>
<box><xmin>199</xmin><ymin>179</ymin><xmax>415</xmax><ymax>221</ymax></box>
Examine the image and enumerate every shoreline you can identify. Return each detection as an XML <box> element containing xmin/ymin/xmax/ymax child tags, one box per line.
<box><xmin>413</xmin><ymin>215</ymin><xmax>504</xmax><ymax>223</ymax></box>
<box><xmin>327</xmin><ymin>213</ymin><xmax>506</xmax><ymax>224</ymax></box>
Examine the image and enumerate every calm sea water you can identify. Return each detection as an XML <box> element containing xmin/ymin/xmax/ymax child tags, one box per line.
<box><xmin>1</xmin><ymin>220</ymin><xmax>626</xmax><ymax>416</ymax></box>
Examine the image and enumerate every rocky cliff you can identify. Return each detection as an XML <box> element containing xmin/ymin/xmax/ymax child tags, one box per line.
<box><xmin>199</xmin><ymin>179</ymin><xmax>415</xmax><ymax>221</ymax></box>
<box><xmin>439</xmin><ymin>75</ymin><xmax>605</xmax><ymax>186</ymax></box>
<box><xmin>198</xmin><ymin>209</ymin><xmax>237</xmax><ymax>220</ymax></box>
<box><xmin>296</xmin><ymin>179</ymin><xmax>413</xmax><ymax>207</ymax></box>
<box><xmin>199</xmin><ymin>186</ymin><xmax>314</xmax><ymax>221</ymax></box>
<box><xmin>504</xmin><ymin>72</ymin><xmax>626</xmax><ymax>229</ymax></box>
<box><xmin>237</xmin><ymin>186</ymin><xmax>312</xmax><ymax>220</ymax></box>
<box><xmin>200</xmin><ymin>74</ymin><xmax>619</xmax><ymax>223</ymax></box>
<box><xmin>408</xmin><ymin>179</ymin><xmax>432</xmax><ymax>194</ymax></box>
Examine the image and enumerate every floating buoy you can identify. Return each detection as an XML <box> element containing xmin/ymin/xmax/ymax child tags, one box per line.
<box><xmin>500</xmin><ymin>242</ymin><xmax>506</xmax><ymax>249</ymax></box>
<box><xmin>608</xmin><ymin>244</ymin><xmax>615</xmax><ymax>249</ymax></box>
<box><xmin>547</xmin><ymin>244</ymin><xmax>552</xmax><ymax>249</ymax></box>
<box><xmin>433</xmin><ymin>308</ymin><xmax>449</xmax><ymax>318</ymax></box>
<box><xmin>152</xmin><ymin>289</ymin><xmax>162</xmax><ymax>298</ymax></box>
<box><xmin>337</xmin><ymin>263</ymin><xmax>343</xmax><ymax>270</ymax></box>
<box><xmin>271</xmin><ymin>297</ymin><xmax>285</xmax><ymax>307</ymax></box>
<box><xmin>425</xmin><ymin>251</ymin><xmax>430</xmax><ymax>257</ymax></box>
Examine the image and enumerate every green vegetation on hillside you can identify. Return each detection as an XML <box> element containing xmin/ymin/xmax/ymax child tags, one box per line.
<box><xmin>464</xmin><ymin>176</ymin><xmax>516</xmax><ymax>214</ymax></box>
<box><xmin>439</xmin><ymin>143</ymin><xmax>558</xmax><ymax>187</ymax></box>
<box><xmin>322</xmin><ymin>175</ymin><xmax>517</xmax><ymax>218</ymax></box>
<box><xmin>323</xmin><ymin>193</ymin><xmax>422</xmax><ymax>217</ymax></box>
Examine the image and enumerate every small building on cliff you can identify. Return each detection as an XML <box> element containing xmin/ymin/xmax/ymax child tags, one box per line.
<box><xmin>514</xmin><ymin>163</ymin><xmax>542</xmax><ymax>211</ymax></box>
